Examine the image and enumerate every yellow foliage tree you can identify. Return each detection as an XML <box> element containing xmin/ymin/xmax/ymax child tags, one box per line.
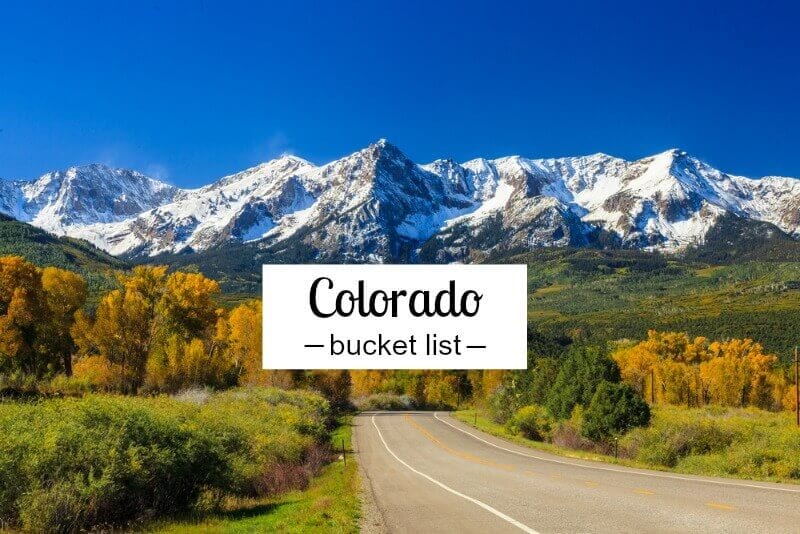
<box><xmin>145</xmin><ymin>334</ymin><xmax>235</xmax><ymax>391</ymax></box>
<box><xmin>73</xmin><ymin>288</ymin><xmax>154</xmax><ymax>392</ymax></box>
<box><xmin>73</xmin><ymin>354</ymin><xmax>121</xmax><ymax>391</ymax></box>
<box><xmin>480</xmin><ymin>370</ymin><xmax>506</xmax><ymax>399</ymax></box>
<box><xmin>41</xmin><ymin>267</ymin><xmax>86</xmax><ymax>375</ymax></box>
<box><xmin>227</xmin><ymin>300</ymin><xmax>261</xmax><ymax>380</ymax></box>
<box><xmin>72</xmin><ymin>266</ymin><xmax>231</xmax><ymax>393</ymax></box>
<box><xmin>658</xmin><ymin>358</ymin><xmax>695</xmax><ymax>405</ymax></box>
<box><xmin>613</xmin><ymin>330</ymin><xmax>780</xmax><ymax>410</ymax></box>
<box><xmin>783</xmin><ymin>387</ymin><xmax>798</xmax><ymax>412</ymax></box>
<box><xmin>613</xmin><ymin>343</ymin><xmax>657</xmax><ymax>397</ymax></box>
<box><xmin>700</xmin><ymin>339</ymin><xmax>776</xmax><ymax>408</ymax></box>
<box><xmin>424</xmin><ymin>371</ymin><xmax>459</xmax><ymax>408</ymax></box>
<box><xmin>157</xmin><ymin>272</ymin><xmax>220</xmax><ymax>340</ymax></box>
<box><xmin>0</xmin><ymin>257</ymin><xmax>86</xmax><ymax>377</ymax></box>
<box><xmin>351</xmin><ymin>370</ymin><xmax>387</xmax><ymax>397</ymax></box>
<box><xmin>0</xmin><ymin>257</ymin><xmax>45</xmax><ymax>375</ymax></box>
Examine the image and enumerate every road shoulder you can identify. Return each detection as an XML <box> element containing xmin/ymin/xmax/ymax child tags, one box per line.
<box><xmin>353</xmin><ymin>415</ymin><xmax>388</xmax><ymax>534</ymax></box>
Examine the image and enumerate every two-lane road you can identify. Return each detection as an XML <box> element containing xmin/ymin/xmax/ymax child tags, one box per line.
<box><xmin>354</xmin><ymin>412</ymin><xmax>800</xmax><ymax>533</ymax></box>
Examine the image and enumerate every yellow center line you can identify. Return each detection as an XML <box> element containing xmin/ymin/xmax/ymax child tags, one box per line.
<box><xmin>550</xmin><ymin>474</ymin><xmax>562</xmax><ymax>480</ymax></box>
<box><xmin>706</xmin><ymin>502</ymin><xmax>735</xmax><ymax>511</ymax></box>
<box><xmin>403</xmin><ymin>414</ymin><xmax>515</xmax><ymax>471</ymax></box>
<box><xmin>584</xmin><ymin>481</ymin><xmax>599</xmax><ymax>488</ymax></box>
<box><xmin>633</xmin><ymin>488</ymin><xmax>655</xmax><ymax>495</ymax></box>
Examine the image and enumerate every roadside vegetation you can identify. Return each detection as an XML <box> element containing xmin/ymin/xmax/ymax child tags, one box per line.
<box><xmin>0</xmin><ymin>388</ymin><xmax>336</xmax><ymax>532</ymax></box>
<box><xmin>455</xmin><ymin>405</ymin><xmax>800</xmax><ymax>483</ymax></box>
<box><xmin>445</xmin><ymin>327</ymin><xmax>800</xmax><ymax>484</ymax></box>
<box><xmin>0</xmin><ymin>255</ymin><xmax>359</xmax><ymax>532</ymax></box>
<box><xmin>350</xmin><ymin>325</ymin><xmax>799</xmax><ymax>484</ymax></box>
<box><xmin>154</xmin><ymin>417</ymin><xmax>359</xmax><ymax>533</ymax></box>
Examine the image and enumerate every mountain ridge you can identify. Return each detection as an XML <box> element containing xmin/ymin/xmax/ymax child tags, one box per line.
<box><xmin>3</xmin><ymin>140</ymin><xmax>800</xmax><ymax>262</ymax></box>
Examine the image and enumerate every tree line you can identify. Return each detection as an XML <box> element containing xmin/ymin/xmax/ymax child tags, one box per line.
<box><xmin>613</xmin><ymin>330</ymin><xmax>795</xmax><ymax>411</ymax></box>
<box><xmin>0</xmin><ymin>255</ymin><xmax>361</xmax><ymax>411</ymax></box>
<box><xmin>1</xmin><ymin>254</ymin><xmax>795</xmax><ymax>421</ymax></box>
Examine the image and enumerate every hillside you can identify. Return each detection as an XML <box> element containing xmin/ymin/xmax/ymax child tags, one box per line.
<box><xmin>139</xmin><ymin>222</ymin><xmax>800</xmax><ymax>358</ymax></box>
<box><xmin>516</xmin><ymin>247</ymin><xmax>800</xmax><ymax>360</ymax></box>
<box><xmin>0</xmin><ymin>214</ymin><xmax>126</xmax><ymax>295</ymax></box>
<box><xmin>683</xmin><ymin>212</ymin><xmax>800</xmax><ymax>262</ymax></box>
<box><xmin>141</xmin><ymin>240</ymin><xmax>266</xmax><ymax>296</ymax></box>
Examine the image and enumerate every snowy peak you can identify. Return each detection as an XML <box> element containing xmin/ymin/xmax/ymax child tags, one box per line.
<box><xmin>203</xmin><ymin>155</ymin><xmax>315</xmax><ymax>192</ymax></box>
<box><xmin>5</xmin><ymin>164</ymin><xmax>180</xmax><ymax>233</ymax></box>
<box><xmin>86</xmin><ymin>156</ymin><xmax>320</xmax><ymax>256</ymax></box>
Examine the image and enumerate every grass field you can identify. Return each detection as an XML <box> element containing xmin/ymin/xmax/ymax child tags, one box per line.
<box><xmin>153</xmin><ymin>417</ymin><xmax>360</xmax><ymax>534</ymax></box>
<box><xmin>455</xmin><ymin>406</ymin><xmax>800</xmax><ymax>484</ymax></box>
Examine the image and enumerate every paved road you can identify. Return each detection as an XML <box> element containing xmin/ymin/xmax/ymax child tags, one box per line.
<box><xmin>354</xmin><ymin>412</ymin><xmax>800</xmax><ymax>533</ymax></box>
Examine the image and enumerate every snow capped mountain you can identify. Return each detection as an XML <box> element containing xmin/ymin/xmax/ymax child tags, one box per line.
<box><xmin>260</xmin><ymin>140</ymin><xmax>476</xmax><ymax>262</ymax></box>
<box><xmin>69</xmin><ymin>155</ymin><xmax>319</xmax><ymax>256</ymax></box>
<box><xmin>0</xmin><ymin>164</ymin><xmax>180</xmax><ymax>236</ymax></box>
<box><xmin>2</xmin><ymin>142</ymin><xmax>800</xmax><ymax>262</ymax></box>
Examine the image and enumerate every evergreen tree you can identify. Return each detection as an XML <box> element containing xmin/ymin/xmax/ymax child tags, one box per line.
<box><xmin>546</xmin><ymin>345</ymin><xmax>620</xmax><ymax>419</ymax></box>
<box><xmin>581</xmin><ymin>381</ymin><xmax>650</xmax><ymax>441</ymax></box>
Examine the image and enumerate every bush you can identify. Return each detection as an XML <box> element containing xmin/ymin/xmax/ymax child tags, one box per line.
<box><xmin>355</xmin><ymin>393</ymin><xmax>416</xmax><ymax>411</ymax></box>
<box><xmin>507</xmin><ymin>405</ymin><xmax>554</xmax><ymax>441</ymax></box>
<box><xmin>486</xmin><ymin>358</ymin><xmax>561</xmax><ymax>425</ymax></box>
<box><xmin>0</xmin><ymin>387</ymin><xmax>330</xmax><ymax>532</ymax></box>
<box><xmin>624</xmin><ymin>409</ymin><xmax>743</xmax><ymax>467</ymax></box>
<box><xmin>0</xmin><ymin>396</ymin><xmax>227</xmax><ymax>531</ymax></box>
<box><xmin>550</xmin><ymin>406</ymin><xmax>595</xmax><ymax>450</ymax></box>
<box><xmin>581</xmin><ymin>381</ymin><xmax>650</xmax><ymax>441</ymax></box>
<box><xmin>72</xmin><ymin>355</ymin><xmax>122</xmax><ymax>391</ymax></box>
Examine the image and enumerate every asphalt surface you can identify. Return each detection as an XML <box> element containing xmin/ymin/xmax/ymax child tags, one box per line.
<box><xmin>353</xmin><ymin>411</ymin><xmax>800</xmax><ymax>533</ymax></box>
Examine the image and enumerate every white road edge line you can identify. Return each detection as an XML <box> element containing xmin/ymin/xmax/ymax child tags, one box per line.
<box><xmin>433</xmin><ymin>412</ymin><xmax>800</xmax><ymax>494</ymax></box>
<box><xmin>370</xmin><ymin>414</ymin><xmax>539</xmax><ymax>534</ymax></box>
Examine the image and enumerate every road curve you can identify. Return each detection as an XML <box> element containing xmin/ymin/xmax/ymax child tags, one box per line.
<box><xmin>353</xmin><ymin>411</ymin><xmax>800</xmax><ymax>533</ymax></box>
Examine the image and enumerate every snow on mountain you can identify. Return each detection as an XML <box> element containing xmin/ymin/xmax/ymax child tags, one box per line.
<box><xmin>2</xmin><ymin>142</ymin><xmax>800</xmax><ymax>261</ymax></box>
<box><xmin>0</xmin><ymin>164</ymin><xmax>180</xmax><ymax>235</ymax></box>
<box><xmin>68</xmin><ymin>155</ymin><xmax>320</xmax><ymax>256</ymax></box>
<box><xmin>428</xmin><ymin>149</ymin><xmax>800</xmax><ymax>253</ymax></box>
<box><xmin>260</xmin><ymin>140</ymin><xmax>476</xmax><ymax>261</ymax></box>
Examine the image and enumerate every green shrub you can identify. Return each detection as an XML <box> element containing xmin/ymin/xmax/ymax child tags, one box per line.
<box><xmin>624</xmin><ymin>408</ymin><xmax>746</xmax><ymax>467</ymax></box>
<box><xmin>488</xmin><ymin>385</ymin><xmax>518</xmax><ymax>424</ymax></box>
<box><xmin>507</xmin><ymin>405</ymin><xmax>554</xmax><ymax>441</ymax></box>
<box><xmin>0</xmin><ymin>387</ymin><xmax>330</xmax><ymax>532</ymax></box>
<box><xmin>487</xmin><ymin>358</ymin><xmax>561</xmax><ymax>425</ymax></box>
<box><xmin>581</xmin><ymin>381</ymin><xmax>650</xmax><ymax>441</ymax></box>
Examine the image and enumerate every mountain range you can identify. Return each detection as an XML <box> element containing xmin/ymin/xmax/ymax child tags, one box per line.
<box><xmin>2</xmin><ymin>139</ymin><xmax>800</xmax><ymax>263</ymax></box>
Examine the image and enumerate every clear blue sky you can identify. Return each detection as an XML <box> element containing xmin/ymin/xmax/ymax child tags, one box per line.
<box><xmin>2</xmin><ymin>0</ymin><xmax>799</xmax><ymax>186</ymax></box>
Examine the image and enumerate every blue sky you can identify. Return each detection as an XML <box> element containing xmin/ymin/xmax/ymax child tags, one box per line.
<box><xmin>1</xmin><ymin>0</ymin><xmax>799</xmax><ymax>186</ymax></box>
